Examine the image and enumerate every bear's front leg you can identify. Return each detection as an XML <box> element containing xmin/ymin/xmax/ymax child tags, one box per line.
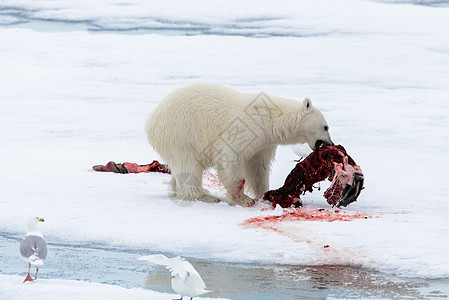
<box><xmin>217</xmin><ymin>158</ymin><xmax>255</xmax><ymax>207</ymax></box>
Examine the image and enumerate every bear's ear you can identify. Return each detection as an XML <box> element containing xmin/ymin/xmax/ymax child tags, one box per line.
<box><xmin>302</xmin><ymin>98</ymin><xmax>313</xmax><ymax>114</ymax></box>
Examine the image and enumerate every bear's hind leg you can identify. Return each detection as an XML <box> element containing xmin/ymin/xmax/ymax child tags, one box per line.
<box><xmin>170</xmin><ymin>164</ymin><xmax>221</xmax><ymax>204</ymax></box>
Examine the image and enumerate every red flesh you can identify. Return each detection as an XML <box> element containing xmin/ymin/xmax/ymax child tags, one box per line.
<box><xmin>93</xmin><ymin>160</ymin><xmax>170</xmax><ymax>174</ymax></box>
<box><xmin>263</xmin><ymin>145</ymin><xmax>362</xmax><ymax>208</ymax></box>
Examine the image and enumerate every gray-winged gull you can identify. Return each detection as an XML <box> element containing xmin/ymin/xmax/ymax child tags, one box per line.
<box><xmin>138</xmin><ymin>254</ymin><xmax>212</xmax><ymax>300</ymax></box>
<box><xmin>20</xmin><ymin>216</ymin><xmax>47</xmax><ymax>283</ymax></box>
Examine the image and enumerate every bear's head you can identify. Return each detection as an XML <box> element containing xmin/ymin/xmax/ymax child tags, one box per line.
<box><xmin>298</xmin><ymin>98</ymin><xmax>334</xmax><ymax>151</ymax></box>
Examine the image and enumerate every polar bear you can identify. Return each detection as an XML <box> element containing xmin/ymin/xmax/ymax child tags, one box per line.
<box><xmin>145</xmin><ymin>82</ymin><xmax>333</xmax><ymax>206</ymax></box>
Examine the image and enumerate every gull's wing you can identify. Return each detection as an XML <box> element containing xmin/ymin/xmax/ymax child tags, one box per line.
<box><xmin>138</xmin><ymin>254</ymin><xmax>187</xmax><ymax>278</ymax></box>
<box><xmin>20</xmin><ymin>235</ymin><xmax>47</xmax><ymax>264</ymax></box>
<box><xmin>138</xmin><ymin>254</ymin><xmax>170</xmax><ymax>265</ymax></box>
<box><xmin>182</xmin><ymin>260</ymin><xmax>207</xmax><ymax>290</ymax></box>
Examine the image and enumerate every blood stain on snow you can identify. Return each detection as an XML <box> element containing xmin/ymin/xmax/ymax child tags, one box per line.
<box><xmin>242</xmin><ymin>208</ymin><xmax>372</xmax><ymax>230</ymax></box>
<box><xmin>202</xmin><ymin>173</ymin><xmax>226</xmax><ymax>192</ymax></box>
<box><xmin>241</xmin><ymin>208</ymin><xmax>375</xmax><ymax>264</ymax></box>
<box><xmin>163</xmin><ymin>173</ymin><xmax>226</xmax><ymax>192</ymax></box>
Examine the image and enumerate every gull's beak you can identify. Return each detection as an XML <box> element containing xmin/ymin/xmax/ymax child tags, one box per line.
<box><xmin>38</xmin><ymin>218</ymin><xmax>45</xmax><ymax>222</ymax></box>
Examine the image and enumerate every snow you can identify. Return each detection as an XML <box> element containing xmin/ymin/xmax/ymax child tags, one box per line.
<box><xmin>0</xmin><ymin>275</ymin><xmax>226</xmax><ymax>300</ymax></box>
<box><xmin>0</xmin><ymin>0</ymin><xmax>449</xmax><ymax>297</ymax></box>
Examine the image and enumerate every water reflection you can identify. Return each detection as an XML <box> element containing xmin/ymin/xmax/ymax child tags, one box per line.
<box><xmin>1</xmin><ymin>235</ymin><xmax>447</xmax><ymax>299</ymax></box>
<box><xmin>143</xmin><ymin>260</ymin><xmax>448</xmax><ymax>299</ymax></box>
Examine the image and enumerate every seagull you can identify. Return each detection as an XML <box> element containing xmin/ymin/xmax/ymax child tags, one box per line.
<box><xmin>138</xmin><ymin>254</ymin><xmax>211</xmax><ymax>300</ymax></box>
<box><xmin>20</xmin><ymin>216</ymin><xmax>47</xmax><ymax>283</ymax></box>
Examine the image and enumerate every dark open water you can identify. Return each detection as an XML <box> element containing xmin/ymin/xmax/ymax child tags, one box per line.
<box><xmin>1</xmin><ymin>235</ymin><xmax>448</xmax><ymax>299</ymax></box>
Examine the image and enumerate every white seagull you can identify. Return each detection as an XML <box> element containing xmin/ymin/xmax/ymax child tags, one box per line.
<box><xmin>20</xmin><ymin>216</ymin><xmax>47</xmax><ymax>283</ymax></box>
<box><xmin>138</xmin><ymin>254</ymin><xmax>211</xmax><ymax>300</ymax></box>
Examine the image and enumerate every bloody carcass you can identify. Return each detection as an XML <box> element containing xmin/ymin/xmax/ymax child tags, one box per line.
<box><xmin>263</xmin><ymin>145</ymin><xmax>364</xmax><ymax>208</ymax></box>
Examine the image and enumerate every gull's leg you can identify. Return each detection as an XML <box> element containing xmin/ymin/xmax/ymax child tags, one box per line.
<box><xmin>35</xmin><ymin>266</ymin><xmax>39</xmax><ymax>280</ymax></box>
<box><xmin>23</xmin><ymin>263</ymin><xmax>34</xmax><ymax>283</ymax></box>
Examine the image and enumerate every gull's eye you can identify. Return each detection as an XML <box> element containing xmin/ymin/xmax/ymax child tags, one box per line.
<box><xmin>324</xmin><ymin>125</ymin><xmax>329</xmax><ymax>131</ymax></box>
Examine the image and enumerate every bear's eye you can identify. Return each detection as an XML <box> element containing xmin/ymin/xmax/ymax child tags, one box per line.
<box><xmin>324</xmin><ymin>126</ymin><xmax>329</xmax><ymax>131</ymax></box>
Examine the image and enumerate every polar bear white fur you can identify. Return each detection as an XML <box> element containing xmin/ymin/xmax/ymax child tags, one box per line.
<box><xmin>145</xmin><ymin>82</ymin><xmax>333</xmax><ymax>206</ymax></box>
